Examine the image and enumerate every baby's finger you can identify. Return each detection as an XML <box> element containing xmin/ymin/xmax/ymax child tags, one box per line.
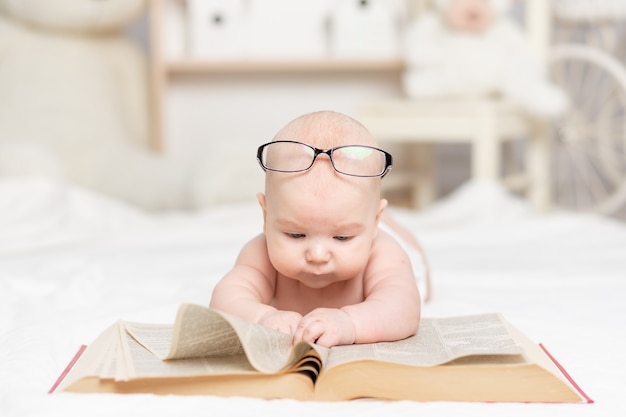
<box><xmin>314</xmin><ymin>332</ymin><xmax>342</xmax><ymax>348</ymax></box>
<box><xmin>294</xmin><ymin>321</ymin><xmax>324</xmax><ymax>345</ymax></box>
<box><xmin>275</xmin><ymin>323</ymin><xmax>295</xmax><ymax>337</ymax></box>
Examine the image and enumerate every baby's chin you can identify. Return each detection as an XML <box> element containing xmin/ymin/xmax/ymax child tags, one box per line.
<box><xmin>294</xmin><ymin>272</ymin><xmax>346</xmax><ymax>289</ymax></box>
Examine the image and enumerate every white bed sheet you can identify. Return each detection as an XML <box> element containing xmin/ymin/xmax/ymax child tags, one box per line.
<box><xmin>1</xmin><ymin>178</ymin><xmax>625</xmax><ymax>417</ymax></box>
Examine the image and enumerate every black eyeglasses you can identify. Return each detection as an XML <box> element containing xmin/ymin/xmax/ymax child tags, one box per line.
<box><xmin>257</xmin><ymin>140</ymin><xmax>393</xmax><ymax>178</ymax></box>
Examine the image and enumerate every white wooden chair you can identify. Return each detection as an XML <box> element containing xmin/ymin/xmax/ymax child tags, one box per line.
<box><xmin>355</xmin><ymin>0</ymin><xmax>552</xmax><ymax>210</ymax></box>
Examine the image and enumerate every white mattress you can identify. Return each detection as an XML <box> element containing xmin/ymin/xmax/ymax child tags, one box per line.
<box><xmin>1</xmin><ymin>178</ymin><xmax>624</xmax><ymax>416</ymax></box>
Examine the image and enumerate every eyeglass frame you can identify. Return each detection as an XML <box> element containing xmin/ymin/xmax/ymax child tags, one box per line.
<box><xmin>256</xmin><ymin>140</ymin><xmax>393</xmax><ymax>178</ymax></box>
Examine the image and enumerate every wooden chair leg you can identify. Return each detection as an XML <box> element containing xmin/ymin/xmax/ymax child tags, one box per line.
<box><xmin>472</xmin><ymin>108</ymin><xmax>500</xmax><ymax>180</ymax></box>
<box><xmin>527</xmin><ymin>123</ymin><xmax>551</xmax><ymax>212</ymax></box>
<box><xmin>411</xmin><ymin>143</ymin><xmax>436</xmax><ymax>208</ymax></box>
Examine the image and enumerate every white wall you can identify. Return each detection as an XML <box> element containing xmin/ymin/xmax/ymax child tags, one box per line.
<box><xmin>164</xmin><ymin>73</ymin><xmax>402</xmax><ymax>157</ymax></box>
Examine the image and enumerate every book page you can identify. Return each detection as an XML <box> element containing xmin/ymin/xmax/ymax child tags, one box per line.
<box><xmin>85</xmin><ymin>322</ymin><xmax>124</xmax><ymax>380</ymax></box>
<box><xmin>127</xmin><ymin>304</ymin><xmax>327</xmax><ymax>376</ymax></box>
<box><xmin>503</xmin><ymin>320</ymin><xmax>578</xmax><ymax>383</ymax></box>
<box><xmin>325</xmin><ymin>313</ymin><xmax>523</xmax><ymax>369</ymax></box>
<box><xmin>55</xmin><ymin>322</ymin><xmax>123</xmax><ymax>391</ymax></box>
<box><xmin>118</xmin><ymin>321</ymin><xmax>255</xmax><ymax>380</ymax></box>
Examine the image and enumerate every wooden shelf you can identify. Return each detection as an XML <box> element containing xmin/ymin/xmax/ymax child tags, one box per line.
<box><xmin>147</xmin><ymin>0</ymin><xmax>407</xmax><ymax>150</ymax></box>
<box><xmin>165</xmin><ymin>59</ymin><xmax>405</xmax><ymax>74</ymax></box>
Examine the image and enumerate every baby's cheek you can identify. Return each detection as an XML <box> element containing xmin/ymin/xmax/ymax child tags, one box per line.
<box><xmin>268</xmin><ymin>246</ymin><xmax>301</xmax><ymax>277</ymax></box>
<box><xmin>335</xmin><ymin>255</ymin><xmax>368</xmax><ymax>281</ymax></box>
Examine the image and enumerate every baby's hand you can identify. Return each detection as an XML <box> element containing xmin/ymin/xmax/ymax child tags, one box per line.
<box><xmin>258</xmin><ymin>310</ymin><xmax>303</xmax><ymax>337</ymax></box>
<box><xmin>293</xmin><ymin>308</ymin><xmax>356</xmax><ymax>347</ymax></box>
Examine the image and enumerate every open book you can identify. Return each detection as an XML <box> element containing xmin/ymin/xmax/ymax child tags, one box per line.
<box><xmin>51</xmin><ymin>303</ymin><xmax>591</xmax><ymax>403</ymax></box>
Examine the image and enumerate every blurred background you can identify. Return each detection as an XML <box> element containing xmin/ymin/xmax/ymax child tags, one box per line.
<box><xmin>1</xmin><ymin>0</ymin><xmax>626</xmax><ymax>219</ymax></box>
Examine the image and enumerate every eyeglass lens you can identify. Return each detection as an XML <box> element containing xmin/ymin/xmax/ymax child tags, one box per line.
<box><xmin>262</xmin><ymin>141</ymin><xmax>314</xmax><ymax>172</ymax></box>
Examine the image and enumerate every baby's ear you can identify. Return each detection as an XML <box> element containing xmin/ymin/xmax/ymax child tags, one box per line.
<box><xmin>257</xmin><ymin>193</ymin><xmax>267</xmax><ymax>228</ymax></box>
<box><xmin>375</xmin><ymin>198</ymin><xmax>388</xmax><ymax>225</ymax></box>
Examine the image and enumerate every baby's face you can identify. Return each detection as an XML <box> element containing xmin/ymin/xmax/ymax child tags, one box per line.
<box><xmin>261</xmin><ymin>164</ymin><xmax>384</xmax><ymax>289</ymax></box>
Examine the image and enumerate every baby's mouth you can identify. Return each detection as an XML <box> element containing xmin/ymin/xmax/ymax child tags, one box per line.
<box><xmin>304</xmin><ymin>270</ymin><xmax>329</xmax><ymax>278</ymax></box>
<box><xmin>299</xmin><ymin>272</ymin><xmax>335</xmax><ymax>289</ymax></box>
<box><xmin>301</xmin><ymin>269</ymin><xmax>335</xmax><ymax>282</ymax></box>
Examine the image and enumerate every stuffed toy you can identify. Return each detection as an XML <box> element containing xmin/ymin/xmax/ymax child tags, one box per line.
<box><xmin>0</xmin><ymin>0</ymin><xmax>220</xmax><ymax>210</ymax></box>
<box><xmin>403</xmin><ymin>0</ymin><xmax>568</xmax><ymax>119</ymax></box>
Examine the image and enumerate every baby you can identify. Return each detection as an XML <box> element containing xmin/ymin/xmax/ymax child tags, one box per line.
<box><xmin>210</xmin><ymin>111</ymin><xmax>429</xmax><ymax>347</ymax></box>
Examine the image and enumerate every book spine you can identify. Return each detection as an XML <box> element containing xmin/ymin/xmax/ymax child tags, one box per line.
<box><xmin>48</xmin><ymin>345</ymin><xmax>87</xmax><ymax>394</ymax></box>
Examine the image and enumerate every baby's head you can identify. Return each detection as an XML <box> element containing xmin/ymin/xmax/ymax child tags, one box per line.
<box><xmin>257</xmin><ymin>111</ymin><xmax>390</xmax><ymax>288</ymax></box>
<box><xmin>261</xmin><ymin>110</ymin><xmax>388</xmax><ymax>200</ymax></box>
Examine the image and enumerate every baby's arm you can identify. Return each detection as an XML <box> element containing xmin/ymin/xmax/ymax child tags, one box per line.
<box><xmin>295</xmin><ymin>231</ymin><xmax>421</xmax><ymax>346</ymax></box>
<box><xmin>209</xmin><ymin>234</ymin><xmax>303</xmax><ymax>335</ymax></box>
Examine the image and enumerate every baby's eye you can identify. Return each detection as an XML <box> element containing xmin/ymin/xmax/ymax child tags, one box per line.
<box><xmin>333</xmin><ymin>236</ymin><xmax>353</xmax><ymax>242</ymax></box>
<box><xmin>286</xmin><ymin>233</ymin><xmax>306</xmax><ymax>239</ymax></box>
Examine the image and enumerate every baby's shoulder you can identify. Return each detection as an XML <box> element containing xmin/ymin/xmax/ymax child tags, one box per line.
<box><xmin>237</xmin><ymin>233</ymin><xmax>272</xmax><ymax>266</ymax></box>
<box><xmin>373</xmin><ymin>227</ymin><xmax>403</xmax><ymax>249</ymax></box>
<box><xmin>241</xmin><ymin>233</ymin><xmax>268</xmax><ymax>250</ymax></box>
<box><xmin>369</xmin><ymin>229</ymin><xmax>408</xmax><ymax>263</ymax></box>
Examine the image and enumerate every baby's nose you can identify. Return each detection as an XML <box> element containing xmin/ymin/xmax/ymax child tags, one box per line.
<box><xmin>306</xmin><ymin>241</ymin><xmax>331</xmax><ymax>264</ymax></box>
